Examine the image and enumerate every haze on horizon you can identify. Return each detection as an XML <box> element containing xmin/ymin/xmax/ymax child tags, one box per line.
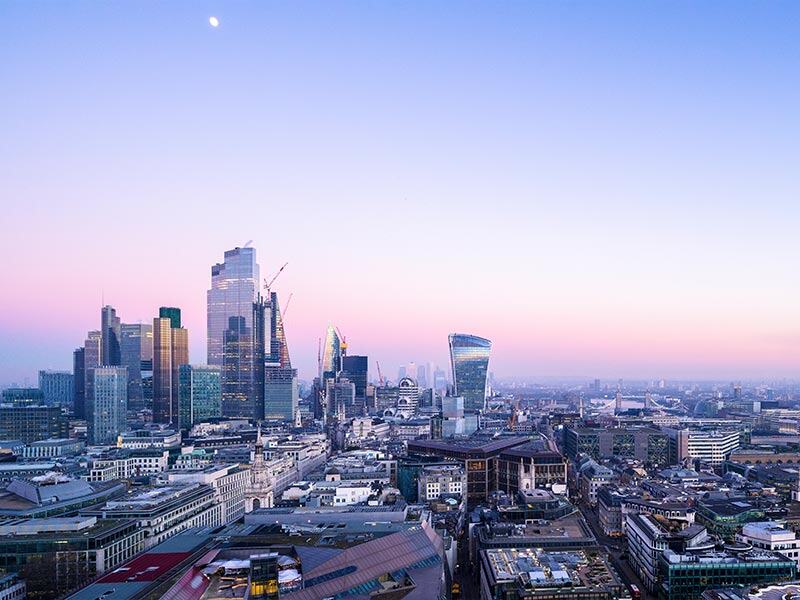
<box><xmin>1</xmin><ymin>1</ymin><xmax>799</xmax><ymax>385</ymax></box>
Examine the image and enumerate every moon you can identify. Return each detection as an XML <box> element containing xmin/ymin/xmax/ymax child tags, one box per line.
<box><xmin>209</xmin><ymin>16</ymin><xmax>220</xmax><ymax>28</ymax></box>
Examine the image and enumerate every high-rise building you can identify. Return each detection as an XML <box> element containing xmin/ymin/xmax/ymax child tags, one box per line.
<box><xmin>448</xmin><ymin>333</ymin><xmax>491</xmax><ymax>412</ymax></box>
<box><xmin>433</xmin><ymin>367</ymin><xmax>448</xmax><ymax>394</ymax></box>
<box><xmin>152</xmin><ymin>307</ymin><xmax>189</xmax><ymax>426</ymax></box>
<box><xmin>101</xmin><ymin>305</ymin><xmax>122</xmax><ymax>366</ymax></box>
<box><xmin>264</xmin><ymin>367</ymin><xmax>297</xmax><ymax>422</ymax></box>
<box><xmin>178</xmin><ymin>365</ymin><xmax>221</xmax><ymax>429</ymax></box>
<box><xmin>320</xmin><ymin>325</ymin><xmax>341</xmax><ymax>379</ymax></box>
<box><xmin>73</xmin><ymin>347</ymin><xmax>85</xmax><ymax>417</ymax></box>
<box><xmin>86</xmin><ymin>366</ymin><xmax>127</xmax><ymax>445</ymax></box>
<box><xmin>222</xmin><ymin>315</ymin><xmax>255</xmax><ymax>418</ymax></box>
<box><xmin>120</xmin><ymin>323</ymin><xmax>153</xmax><ymax>410</ymax></box>
<box><xmin>416</xmin><ymin>363</ymin><xmax>429</xmax><ymax>388</ymax></box>
<box><xmin>81</xmin><ymin>330</ymin><xmax>102</xmax><ymax>419</ymax></box>
<box><xmin>38</xmin><ymin>370</ymin><xmax>74</xmax><ymax>407</ymax></box>
<box><xmin>207</xmin><ymin>247</ymin><xmax>260</xmax><ymax>367</ymax></box>
<box><xmin>341</xmin><ymin>355</ymin><xmax>368</xmax><ymax>399</ymax></box>
<box><xmin>0</xmin><ymin>405</ymin><xmax>68</xmax><ymax>443</ymax></box>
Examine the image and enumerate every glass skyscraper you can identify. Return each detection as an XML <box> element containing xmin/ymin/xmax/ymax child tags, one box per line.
<box><xmin>448</xmin><ymin>333</ymin><xmax>491</xmax><ymax>411</ymax></box>
<box><xmin>178</xmin><ymin>364</ymin><xmax>222</xmax><ymax>429</ymax></box>
<box><xmin>153</xmin><ymin>307</ymin><xmax>189</xmax><ymax>426</ymax></box>
<box><xmin>320</xmin><ymin>325</ymin><xmax>341</xmax><ymax>380</ymax></box>
<box><xmin>207</xmin><ymin>247</ymin><xmax>260</xmax><ymax>367</ymax></box>
<box><xmin>87</xmin><ymin>366</ymin><xmax>127</xmax><ymax>445</ymax></box>
<box><xmin>264</xmin><ymin>292</ymin><xmax>296</xmax><ymax>422</ymax></box>
<box><xmin>120</xmin><ymin>323</ymin><xmax>153</xmax><ymax>410</ymax></box>
<box><xmin>101</xmin><ymin>305</ymin><xmax>122</xmax><ymax>366</ymax></box>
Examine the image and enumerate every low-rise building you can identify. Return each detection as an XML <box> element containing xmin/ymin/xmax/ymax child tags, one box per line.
<box><xmin>82</xmin><ymin>482</ymin><xmax>222</xmax><ymax>549</ymax></box>
<box><xmin>480</xmin><ymin>548</ymin><xmax>624</xmax><ymax>600</ymax></box>
<box><xmin>22</xmin><ymin>437</ymin><xmax>85</xmax><ymax>458</ymax></box>
<box><xmin>83</xmin><ymin>448</ymin><xmax>169</xmax><ymax>481</ymax></box>
<box><xmin>736</xmin><ymin>521</ymin><xmax>800</xmax><ymax>566</ymax></box>
<box><xmin>496</xmin><ymin>442</ymin><xmax>568</xmax><ymax>495</ymax></box>
<box><xmin>117</xmin><ymin>428</ymin><xmax>181</xmax><ymax>449</ymax></box>
<box><xmin>166</xmin><ymin>464</ymin><xmax>249</xmax><ymax>524</ymax></box>
<box><xmin>0</xmin><ymin>516</ymin><xmax>144</xmax><ymax>600</ymax></box>
<box><xmin>418</xmin><ymin>464</ymin><xmax>467</xmax><ymax>501</ymax></box>
<box><xmin>659</xmin><ymin>549</ymin><xmax>796</xmax><ymax>600</ymax></box>
<box><xmin>577</xmin><ymin>457</ymin><xmax>614</xmax><ymax>506</ymax></box>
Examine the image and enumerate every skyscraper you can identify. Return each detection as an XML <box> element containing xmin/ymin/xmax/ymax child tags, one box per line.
<box><xmin>72</xmin><ymin>347</ymin><xmax>85</xmax><ymax>417</ymax></box>
<box><xmin>178</xmin><ymin>364</ymin><xmax>222</xmax><ymax>429</ymax></box>
<box><xmin>81</xmin><ymin>330</ymin><xmax>102</xmax><ymax>419</ymax></box>
<box><xmin>222</xmin><ymin>315</ymin><xmax>255</xmax><ymax>418</ymax></box>
<box><xmin>342</xmin><ymin>355</ymin><xmax>368</xmax><ymax>400</ymax></box>
<box><xmin>153</xmin><ymin>307</ymin><xmax>188</xmax><ymax>425</ymax></box>
<box><xmin>87</xmin><ymin>366</ymin><xmax>127</xmax><ymax>445</ymax></box>
<box><xmin>207</xmin><ymin>247</ymin><xmax>260</xmax><ymax>367</ymax></box>
<box><xmin>101</xmin><ymin>305</ymin><xmax>122</xmax><ymax>366</ymax></box>
<box><xmin>120</xmin><ymin>323</ymin><xmax>153</xmax><ymax>410</ymax></box>
<box><xmin>264</xmin><ymin>292</ymin><xmax>297</xmax><ymax>423</ymax></box>
<box><xmin>448</xmin><ymin>333</ymin><xmax>491</xmax><ymax>412</ymax></box>
<box><xmin>320</xmin><ymin>325</ymin><xmax>341</xmax><ymax>380</ymax></box>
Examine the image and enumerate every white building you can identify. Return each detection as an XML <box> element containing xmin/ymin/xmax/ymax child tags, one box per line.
<box><xmin>85</xmin><ymin>483</ymin><xmax>222</xmax><ymax>549</ymax></box>
<box><xmin>166</xmin><ymin>464</ymin><xmax>248</xmax><ymax>524</ymax></box>
<box><xmin>665</xmin><ymin>428</ymin><xmax>740</xmax><ymax>465</ymax></box>
<box><xmin>737</xmin><ymin>522</ymin><xmax>800</xmax><ymax>566</ymax></box>
<box><xmin>83</xmin><ymin>449</ymin><xmax>169</xmax><ymax>482</ymax></box>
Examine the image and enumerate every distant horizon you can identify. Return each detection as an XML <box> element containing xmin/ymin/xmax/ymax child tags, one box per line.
<box><xmin>3</xmin><ymin>2</ymin><xmax>799</xmax><ymax>384</ymax></box>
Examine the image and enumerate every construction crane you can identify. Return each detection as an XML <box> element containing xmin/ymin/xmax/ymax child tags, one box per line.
<box><xmin>335</xmin><ymin>326</ymin><xmax>347</xmax><ymax>357</ymax></box>
<box><xmin>263</xmin><ymin>262</ymin><xmax>288</xmax><ymax>296</ymax></box>
<box><xmin>243</xmin><ymin>240</ymin><xmax>253</xmax><ymax>248</ymax></box>
<box><xmin>281</xmin><ymin>293</ymin><xmax>294</xmax><ymax>318</ymax></box>
<box><xmin>376</xmin><ymin>361</ymin><xmax>385</xmax><ymax>387</ymax></box>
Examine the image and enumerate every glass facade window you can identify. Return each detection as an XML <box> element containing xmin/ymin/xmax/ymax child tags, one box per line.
<box><xmin>87</xmin><ymin>367</ymin><xmax>127</xmax><ymax>445</ymax></box>
<box><xmin>448</xmin><ymin>333</ymin><xmax>491</xmax><ymax>412</ymax></box>
<box><xmin>178</xmin><ymin>365</ymin><xmax>222</xmax><ymax>429</ymax></box>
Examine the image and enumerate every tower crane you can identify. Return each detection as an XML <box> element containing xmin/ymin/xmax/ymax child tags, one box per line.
<box><xmin>282</xmin><ymin>293</ymin><xmax>294</xmax><ymax>318</ymax></box>
<box><xmin>335</xmin><ymin>326</ymin><xmax>347</xmax><ymax>357</ymax></box>
<box><xmin>376</xmin><ymin>361</ymin><xmax>385</xmax><ymax>386</ymax></box>
<box><xmin>263</xmin><ymin>262</ymin><xmax>288</xmax><ymax>296</ymax></box>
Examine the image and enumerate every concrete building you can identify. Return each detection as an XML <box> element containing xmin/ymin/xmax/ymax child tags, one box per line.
<box><xmin>83</xmin><ymin>482</ymin><xmax>222</xmax><ymax>549</ymax></box>
<box><xmin>166</xmin><ymin>464</ymin><xmax>248</xmax><ymax>524</ymax></box>
<box><xmin>664</xmin><ymin>427</ymin><xmax>741</xmax><ymax>466</ymax></box>
<box><xmin>736</xmin><ymin>521</ymin><xmax>800</xmax><ymax>566</ymax></box>
<box><xmin>495</xmin><ymin>442</ymin><xmax>568</xmax><ymax>494</ymax></box>
<box><xmin>417</xmin><ymin>464</ymin><xmax>466</xmax><ymax>501</ymax></box>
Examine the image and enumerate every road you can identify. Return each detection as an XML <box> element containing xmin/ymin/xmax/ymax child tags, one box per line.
<box><xmin>578</xmin><ymin>503</ymin><xmax>657</xmax><ymax>600</ymax></box>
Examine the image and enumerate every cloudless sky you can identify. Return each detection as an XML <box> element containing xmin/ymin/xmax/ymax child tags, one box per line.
<box><xmin>2</xmin><ymin>1</ymin><xmax>799</xmax><ymax>384</ymax></box>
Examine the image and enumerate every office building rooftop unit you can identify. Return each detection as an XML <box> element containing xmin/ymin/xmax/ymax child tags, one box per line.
<box><xmin>482</xmin><ymin>548</ymin><xmax>624</xmax><ymax>600</ymax></box>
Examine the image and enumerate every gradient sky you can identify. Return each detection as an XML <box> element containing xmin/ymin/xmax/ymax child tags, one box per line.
<box><xmin>2</xmin><ymin>1</ymin><xmax>799</xmax><ymax>385</ymax></box>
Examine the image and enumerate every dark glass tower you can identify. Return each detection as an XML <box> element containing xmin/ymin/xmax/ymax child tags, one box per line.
<box><xmin>101</xmin><ymin>305</ymin><xmax>122</xmax><ymax>366</ymax></box>
<box><xmin>342</xmin><ymin>355</ymin><xmax>368</xmax><ymax>399</ymax></box>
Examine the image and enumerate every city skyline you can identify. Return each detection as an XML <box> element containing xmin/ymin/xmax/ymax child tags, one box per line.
<box><xmin>3</xmin><ymin>2</ymin><xmax>800</xmax><ymax>382</ymax></box>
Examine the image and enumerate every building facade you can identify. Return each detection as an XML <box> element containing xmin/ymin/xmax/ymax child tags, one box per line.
<box><xmin>152</xmin><ymin>307</ymin><xmax>188</xmax><ymax>426</ymax></box>
<box><xmin>38</xmin><ymin>370</ymin><xmax>74</xmax><ymax>407</ymax></box>
<box><xmin>448</xmin><ymin>333</ymin><xmax>491</xmax><ymax>412</ymax></box>
<box><xmin>87</xmin><ymin>366</ymin><xmax>127</xmax><ymax>445</ymax></box>
<box><xmin>178</xmin><ymin>364</ymin><xmax>222</xmax><ymax>429</ymax></box>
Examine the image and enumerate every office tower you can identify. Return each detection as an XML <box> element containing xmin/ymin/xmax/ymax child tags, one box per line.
<box><xmin>120</xmin><ymin>323</ymin><xmax>153</xmax><ymax>410</ymax></box>
<box><xmin>38</xmin><ymin>370</ymin><xmax>74</xmax><ymax>407</ymax></box>
<box><xmin>320</xmin><ymin>325</ymin><xmax>341</xmax><ymax>380</ymax></box>
<box><xmin>448</xmin><ymin>333</ymin><xmax>491</xmax><ymax>412</ymax></box>
<box><xmin>1</xmin><ymin>388</ymin><xmax>44</xmax><ymax>405</ymax></box>
<box><xmin>433</xmin><ymin>367</ymin><xmax>448</xmax><ymax>394</ymax></box>
<box><xmin>73</xmin><ymin>347</ymin><xmax>85</xmax><ymax>416</ymax></box>
<box><xmin>263</xmin><ymin>292</ymin><xmax>296</xmax><ymax>422</ymax></box>
<box><xmin>101</xmin><ymin>305</ymin><xmax>122</xmax><ymax>366</ymax></box>
<box><xmin>153</xmin><ymin>307</ymin><xmax>189</xmax><ymax>425</ymax></box>
<box><xmin>178</xmin><ymin>365</ymin><xmax>221</xmax><ymax>429</ymax></box>
<box><xmin>398</xmin><ymin>365</ymin><xmax>407</xmax><ymax>381</ymax></box>
<box><xmin>341</xmin><ymin>355</ymin><xmax>368</xmax><ymax>400</ymax></box>
<box><xmin>86</xmin><ymin>366</ymin><xmax>127</xmax><ymax>445</ymax></box>
<box><xmin>222</xmin><ymin>316</ymin><xmax>254</xmax><ymax>418</ymax></box>
<box><xmin>264</xmin><ymin>367</ymin><xmax>298</xmax><ymax>422</ymax></box>
<box><xmin>416</xmin><ymin>363</ymin><xmax>429</xmax><ymax>388</ymax></box>
<box><xmin>81</xmin><ymin>330</ymin><xmax>102</xmax><ymax>419</ymax></box>
<box><xmin>207</xmin><ymin>247</ymin><xmax>260</xmax><ymax>367</ymax></box>
<box><xmin>0</xmin><ymin>405</ymin><xmax>68</xmax><ymax>443</ymax></box>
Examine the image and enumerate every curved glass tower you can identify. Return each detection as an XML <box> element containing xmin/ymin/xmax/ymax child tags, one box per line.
<box><xmin>448</xmin><ymin>333</ymin><xmax>491</xmax><ymax>412</ymax></box>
